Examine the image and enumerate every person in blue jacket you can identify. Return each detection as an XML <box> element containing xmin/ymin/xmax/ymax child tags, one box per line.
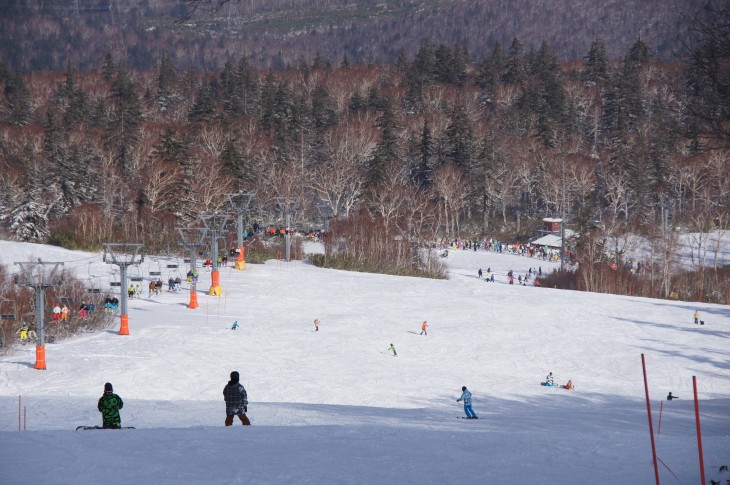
<box><xmin>457</xmin><ymin>386</ymin><xmax>478</xmax><ymax>419</ymax></box>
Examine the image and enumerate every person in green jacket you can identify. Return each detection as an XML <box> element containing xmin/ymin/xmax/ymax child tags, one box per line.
<box><xmin>98</xmin><ymin>382</ymin><xmax>124</xmax><ymax>429</ymax></box>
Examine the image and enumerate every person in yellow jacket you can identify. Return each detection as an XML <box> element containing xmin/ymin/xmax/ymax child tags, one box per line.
<box><xmin>694</xmin><ymin>310</ymin><xmax>700</xmax><ymax>325</ymax></box>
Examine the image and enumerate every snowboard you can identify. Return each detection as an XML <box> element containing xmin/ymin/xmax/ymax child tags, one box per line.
<box><xmin>457</xmin><ymin>417</ymin><xmax>480</xmax><ymax>419</ymax></box>
<box><xmin>76</xmin><ymin>425</ymin><xmax>135</xmax><ymax>430</ymax></box>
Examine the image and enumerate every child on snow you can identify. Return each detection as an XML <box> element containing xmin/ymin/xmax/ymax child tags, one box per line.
<box><xmin>543</xmin><ymin>372</ymin><xmax>554</xmax><ymax>387</ymax></box>
<box><xmin>231</xmin><ymin>321</ymin><xmax>239</xmax><ymax>330</ymax></box>
<box><xmin>457</xmin><ymin>386</ymin><xmax>478</xmax><ymax>419</ymax></box>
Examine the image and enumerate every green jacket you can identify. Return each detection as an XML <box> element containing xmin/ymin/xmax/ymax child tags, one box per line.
<box><xmin>98</xmin><ymin>392</ymin><xmax>124</xmax><ymax>427</ymax></box>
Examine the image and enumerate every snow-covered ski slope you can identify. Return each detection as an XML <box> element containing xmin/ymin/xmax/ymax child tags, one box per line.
<box><xmin>0</xmin><ymin>240</ymin><xmax>728</xmax><ymax>485</ymax></box>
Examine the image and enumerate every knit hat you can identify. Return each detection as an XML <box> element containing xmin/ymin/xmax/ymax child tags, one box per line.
<box><xmin>230</xmin><ymin>371</ymin><xmax>239</xmax><ymax>384</ymax></box>
<box><xmin>104</xmin><ymin>382</ymin><xmax>113</xmax><ymax>393</ymax></box>
<box><xmin>462</xmin><ymin>386</ymin><xmax>467</xmax><ymax>391</ymax></box>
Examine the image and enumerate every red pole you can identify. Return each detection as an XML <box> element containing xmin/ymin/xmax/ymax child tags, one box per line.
<box><xmin>693</xmin><ymin>376</ymin><xmax>706</xmax><ymax>485</ymax></box>
<box><xmin>657</xmin><ymin>400</ymin><xmax>663</xmax><ymax>434</ymax></box>
<box><xmin>641</xmin><ymin>354</ymin><xmax>661</xmax><ymax>485</ymax></box>
<box><xmin>18</xmin><ymin>395</ymin><xmax>21</xmax><ymax>431</ymax></box>
<box><xmin>23</xmin><ymin>406</ymin><xmax>26</xmax><ymax>431</ymax></box>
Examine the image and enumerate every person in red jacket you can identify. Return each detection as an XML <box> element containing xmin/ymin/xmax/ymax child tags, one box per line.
<box><xmin>420</xmin><ymin>321</ymin><xmax>428</xmax><ymax>335</ymax></box>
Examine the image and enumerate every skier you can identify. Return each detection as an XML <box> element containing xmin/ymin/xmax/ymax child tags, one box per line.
<box><xmin>490</xmin><ymin>272</ymin><xmax>495</xmax><ymax>283</ymax></box>
<box><xmin>231</xmin><ymin>321</ymin><xmax>239</xmax><ymax>330</ymax></box>
<box><xmin>694</xmin><ymin>310</ymin><xmax>700</xmax><ymax>325</ymax></box>
<box><xmin>456</xmin><ymin>386</ymin><xmax>478</xmax><ymax>419</ymax></box>
<box><xmin>420</xmin><ymin>321</ymin><xmax>428</xmax><ymax>335</ymax></box>
<box><xmin>128</xmin><ymin>284</ymin><xmax>135</xmax><ymax>299</ymax></box>
<box><xmin>52</xmin><ymin>303</ymin><xmax>61</xmax><ymax>321</ymax></box>
<box><xmin>667</xmin><ymin>392</ymin><xmax>679</xmax><ymax>401</ymax></box>
<box><xmin>314</xmin><ymin>319</ymin><xmax>320</xmax><ymax>332</ymax></box>
<box><xmin>97</xmin><ymin>383</ymin><xmax>124</xmax><ymax>429</ymax></box>
<box><xmin>61</xmin><ymin>304</ymin><xmax>69</xmax><ymax>320</ymax></box>
<box><xmin>79</xmin><ymin>302</ymin><xmax>88</xmax><ymax>318</ymax></box>
<box><xmin>388</xmin><ymin>343</ymin><xmax>397</xmax><ymax>356</ymax></box>
<box><xmin>223</xmin><ymin>371</ymin><xmax>250</xmax><ymax>426</ymax></box>
<box><xmin>478</xmin><ymin>268</ymin><xmax>482</xmax><ymax>278</ymax></box>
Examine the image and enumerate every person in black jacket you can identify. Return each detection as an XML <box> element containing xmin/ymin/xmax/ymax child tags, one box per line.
<box><xmin>98</xmin><ymin>382</ymin><xmax>124</xmax><ymax>429</ymax></box>
<box><xmin>223</xmin><ymin>371</ymin><xmax>250</xmax><ymax>426</ymax></box>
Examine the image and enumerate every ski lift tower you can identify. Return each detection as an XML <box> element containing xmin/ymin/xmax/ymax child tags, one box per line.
<box><xmin>199</xmin><ymin>213</ymin><xmax>229</xmax><ymax>296</ymax></box>
<box><xmin>315</xmin><ymin>202</ymin><xmax>334</xmax><ymax>233</ymax></box>
<box><xmin>102</xmin><ymin>243</ymin><xmax>144</xmax><ymax>335</ymax></box>
<box><xmin>275</xmin><ymin>197</ymin><xmax>299</xmax><ymax>262</ymax></box>
<box><xmin>226</xmin><ymin>192</ymin><xmax>255</xmax><ymax>270</ymax></box>
<box><xmin>177</xmin><ymin>227</ymin><xmax>208</xmax><ymax>309</ymax></box>
<box><xmin>13</xmin><ymin>259</ymin><xmax>64</xmax><ymax>370</ymax></box>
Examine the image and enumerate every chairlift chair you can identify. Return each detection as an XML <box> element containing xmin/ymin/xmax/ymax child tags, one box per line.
<box><xmin>0</xmin><ymin>299</ymin><xmax>17</xmax><ymax>321</ymax></box>
<box><xmin>149</xmin><ymin>259</ymin><xmax>162</xmax><ymax>279</ymax></box>
<box><xmin>130</xmin><ymin>264</ymin><xmax>144</xmax><ymax>283</ymax></box>
<box><xmin>86</xmin><ymin>275</ymin><xmax>102</xmax><ymax>294</ymax></box>
<box><xmin>109</xmin><ymin>270</ymin><xmax>122</xmax><ymax>289</ymax></box>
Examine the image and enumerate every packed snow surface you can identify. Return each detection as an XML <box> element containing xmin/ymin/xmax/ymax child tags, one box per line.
<box><xmin>0</xmin><ymin>240</ymin><xmax>728</xmax><ymax>484</ymax></box>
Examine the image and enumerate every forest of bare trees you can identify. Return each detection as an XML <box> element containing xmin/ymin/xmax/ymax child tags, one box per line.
<box><xmin>0</xmin><ymin>1</ymin><xmax>728</xmax><ymax>301</ymax></box>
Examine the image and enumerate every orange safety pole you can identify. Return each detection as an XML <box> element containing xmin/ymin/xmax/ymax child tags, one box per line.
<box><xmin>657</xmin><ymin>401</ymin><xmax>663</xmax><ymax>434</ymax></box>
<box><xmin>18</xmin><ymin>396</ymin><xmax>21</xmax><ymax>431</ymax></box>
<box><xmin>188</xmin><ymin>289</ymin><xmax>199</xmax><ymax>309</ymax></box>
<box><xmin>693</xmin><ymin>376</ymin><xmax>706</xmax><ymax>485</ymax></box>
<box><xmin>208</xmin><ymin>269</ymin><xmax>222</xmax><ymax>296</ymax></box>
<box><xmin>34</xmin><ymin>345</ymin><xmax>46</xmax><ymax>370</ymax></box>
<box><xmin>235</xmin><ymin>246</ymin><xmax>246</xmax><ymax>270</ymax></box>
<box><xmin>641</xmin><ymin>354</ymin><xmax>661</xmax><ymax>485</ymax></box>
<box><xmin>119</xmin><ymin>314</ymin><xmax>129</xmax><ymax>335</ymax></box>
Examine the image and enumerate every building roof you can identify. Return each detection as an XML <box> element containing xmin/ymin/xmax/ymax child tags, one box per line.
<box><xmin>531</xmin><ymin>229</ymin><xmax>575</xmax><ymax>248</ymax></box>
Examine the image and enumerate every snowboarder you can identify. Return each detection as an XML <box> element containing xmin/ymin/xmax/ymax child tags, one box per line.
<box><xmin>97</xmin><ymin>383</ymin><xmax>124</xmax><ymax>429</ymax></box>
<box><xmin>314</xmin><ymin>319</ymin><xmax>320</xmax><ymax>332</ymax></box>
<box><xmin>223</xmin><ymin>371</ymin><xmax>250</xmax><ymax>426</ymax></box>
<box><xmin>420</xmin><ymin>321</ymin><xmax>428</xmax><ymax>335</ymax></box>
<box><xmin>457</xmin><ymin>386</ymin><xmax>478</xmax><ymax>419</ymax></box>
<box><xmin>231</xmin><ymin>321</ymin><xmax>239</xmax><ymax>330</ymax></box>
<box><xmin>490</xmin><ymin>273</ymin><xmax>495</xmax><ymax>282</ymax></box>
<box><xmin>388</xmin><ymin>343</ymin><xmax>397</xmax><ymax>356</ymax></box>
<box><xmin>478</xmin><ymin>268</ymin><xmax>482</xmax><ymax>278</ymax></box>
<box><xmin>543</xmin><ymin>372</ymin><xmax>554</xmax><ymax>387</ymax></box>
<box><xmin>694</xmin><ymin>310</ymin><xmax>700</xmax><ymax>325</ymax></box>
<box><xmin>562</xmin><ymin>380</ymin><xmax>574</xmax><ymax>390</ymax></box>
<box><xmin>667</xmin><ymin>392</ymin><xmax>679</xmax><ymax>401</ymax></box>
